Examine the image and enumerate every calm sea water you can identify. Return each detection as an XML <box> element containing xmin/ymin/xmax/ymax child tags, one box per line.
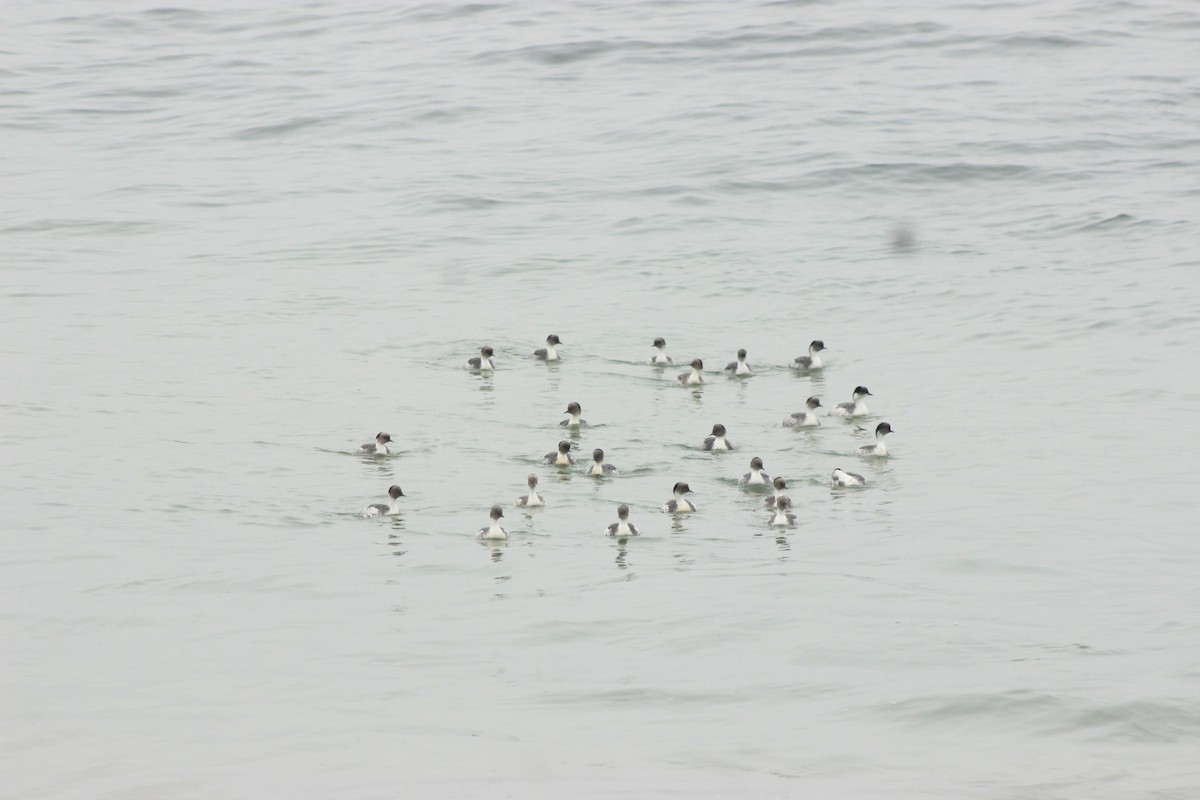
<box><xmin>3</xmin><ymin>1</ymin><xmax>1200</xmax><ymax>797</ymax></box>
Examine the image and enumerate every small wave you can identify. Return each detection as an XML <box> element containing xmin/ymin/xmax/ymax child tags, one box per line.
<box><xmin>142</xmin><ymin>7</ymin><xmax>206</xmax><ymax>18</ymax></box>
<box><xmin>87</xmin><ymin>87</ymin><xmax>185</xmax><ymax>100</ymax></box>
<box><xmin>233</xmin><ymin>116</ymin><xmax>326</xmax><ymax>140</ymax></box>
<box><xmin>1</xmin><ymin>218</ymin><xmax>163</xmax><ymax>236</ymax></box>
<box><xmin>252</xmin><ymin>25</ymin><xmax>331</xmax><ymax>42</ymax></box>
<box><xmin>713</xmin><ymin>162</ymin><xmax>1036</xmax><ymax>196</ymax></box>
<box><xmin>474</xmin><ymin>22</ymin><xmax>950</xmax><ymax>66</ymax></box>
<box><xmin>1085</xmin><ymin>319</ymin><xmax>1121</xmax><ymax>331</ymax></box>
<box><xmin>101</xmin><ymin>182</ymin><xmax>185</xmax><ymax>196</ymax></box>
<box><xmin>429</xmin><ymin>194</ymin><xmax>509</xmax><ymax>212</ymax></box>
<box><xmin>996</xmin><ymin>32</ymin><xmax>1093</xmax><ymax>49</ymax></box>
<box><xmin>508</xmin><ymin>39</ymin><xmax>619</xmax><ymax>66</ymax></box>
<box><xmin>404</xmin><ymin>3</ymin><xmax>501</xmax><ymax>23</ymax></box>
<box><xmin>1054</xmin><ymin>699</ymin><xmax>1200</xmax><ymax>743</ymax></box>
<box><xmin>1079</xmin><ymin>213</ymin><xmax>1136</xmax><ymax>231</ymax></box>
<box><xmin>65</xmin><ymin>106</ymin><xmax>157</xmax><ymax>116</ymax></box>
<box><xmin>947</xmin><ymin>32</ymin><xmax>1097</xmax><ymax>55</ymax></box>
<box><xmin>820</xmin><ymin>161</ymin><xmax>1036</xmax><ymax>186</ymax></box>
<box><xmin>884</xmin><ymin>689</ymin><xmax>1063</xmax><ymax>725</ymax></box>
<box><xmin>885</xmin><ymin>690</ymin><xmax>1200</xmax><ymax>743</ymax></box>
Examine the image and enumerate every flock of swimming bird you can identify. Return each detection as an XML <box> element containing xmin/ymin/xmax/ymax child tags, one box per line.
<box><xmin>359</xmin><ymin>335</ymin><xmax>895</xmax><ymax>539</ymax></box>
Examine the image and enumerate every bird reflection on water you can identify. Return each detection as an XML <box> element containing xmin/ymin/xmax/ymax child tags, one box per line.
<box><xmin>360</xmin><ymin>459</ymin><xmax>395</xmax><ymax>481</ymax></box>
<box><xmin>478</xmin><ymin>540</ymin><xmax>507</xmax><ymax>562</ymax></box>
<box><xmin>613</xmin><ymin>537</ymin><xmax>631</xmax><ymax>570</ymax></box>
<box><xmin>386</xmin><ymin>526</ymin><xmax>406</xmax><ymax>561</ymax></box>
<box><xmin>473</xmin><ymin>370</ymin><xmax>494</xmax><ymax>399</ymax></box>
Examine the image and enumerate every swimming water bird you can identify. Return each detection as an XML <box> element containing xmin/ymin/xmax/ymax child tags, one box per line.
<box><xmin>586</xmin><ymin>448</ymin><xmax>620</xmax><ymax>477</ymax></box>
<box><xmin>725</xmin><ymin>349</ymin><xmax>752</xmax><ymax>376</ymax></box>
<box><xmin>702</xmin><ymin>423</ymin><xmax>733</xmax><ymax>451</ymax></box>
<box><xmin>782</xmin><ymin>397</ymin><xmax>823</xmax><ymax>427</ymax></box>
<box><xmin>765</xmin><ymin>476</ymin><xmax>788</xmax><ymax>508</ymax></box>
<box><xmin>739</xmin><ymin>456</ymin><xmax>771</xmax><ymax>486</ymax></box>
<box><xmin>605</xmin><ymin>504</ymin><xmax>639</xmax><ymax>537</ymax></box>
<box><xmin>533</xmin><ymin>334</ymin><xmax>561</xmax><ymax>361</ymax></box>
<box><xmin>364</xmin><ymin>485</ymin><xmax>404</xmax><ymax>517</ymax></box>
<box><xmin>676</xmin><ymin>358</ymin><xmax>704</xmax><ymax>385</ymax></box>
<box><xmin>478</xmin><ymin>505</ymin><xmax>509</xmax><ymax>539</ymax></box>
<box><xmin>650</xmin><ymin>337</ymin><xmax>672</xmax><ymax>365</ymax></box>
<box><xmin>769</xmin><ymin>496</ymin><xmax>797</xmax><ymax>526</ymax></box>
<box><xmin>832</xmin><ymin>386</ymin><xmax>872</xmax><ymax>418</ymax></box>
<box><xmin>358</xmin><ymin>432</ymin><xmax>392</xmax><ymax>455</ymax></box>
<box><xmin>791</xmin><ymin>340</ymin><xmax>827</xmax><ymax>370</ymax></box>
<box><xmin>466</xmin><ymin>346</ymin><xmax>495</xmax><ymax>371</ymax></box>
<box><xmin>515</xmin><ymin>474</ymin><xmax>545</xmax><ymax>507</ymax></box>
<box><xmin>857</xmin><ymin>422</ymin><xmax>894</xmax><ymax>457</ymax></box>
<box><xmin>559</xmin><ymin>401</ymin><xmax>587</xmax><ymax>427</ymax></box>
<box><xmin>661</xmin><ymin>482</ymin><xmax>697</xmax><ymax>513</ymax></box>
<box><xmin>831</xmin><ymin>468</ymin><xmax>867</xmax><ymax>487</ymax></box>
<box><xmin>543</xmin><ymin>440</ymin><xmax>576</xmax><ymax>466</ymax></box>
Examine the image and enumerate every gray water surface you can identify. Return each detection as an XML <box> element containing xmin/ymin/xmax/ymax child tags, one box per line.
<box><xmin>3</xmin><ymin>1</ymin><xmax>1200</xmax><ymax>797</ymax></box>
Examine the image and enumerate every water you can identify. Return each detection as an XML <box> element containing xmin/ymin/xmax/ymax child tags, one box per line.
<box><xmin>3</xmin><ymin>1</ymin><xmax>1200</xmax><ymax>797</ymax></box>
